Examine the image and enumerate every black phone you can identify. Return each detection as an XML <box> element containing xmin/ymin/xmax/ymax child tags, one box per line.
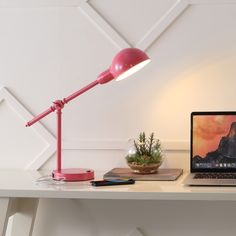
<box><xmin>90</xmin><ymin>179</ymin><xmax>135</xmax><ymax>187</ymax></box>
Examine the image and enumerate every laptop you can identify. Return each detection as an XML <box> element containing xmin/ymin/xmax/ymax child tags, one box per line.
<box><xmin>184</xmin><ymin>111</ymin><xmax>236</xmax><ymax>186</ymax></box>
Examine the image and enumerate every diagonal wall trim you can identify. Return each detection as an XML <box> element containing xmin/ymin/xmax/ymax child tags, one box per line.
<box><xmin>1</xmin><ymin>0</ymin><xmax>236</xmax><ymax>53</ymax></box>
<box><xmin>0</xmin><ymin>87</ymin><xmax>56</xmax><ymax>170</ymax></box>
<box><xmin>136</xmin><ymin>0</ymin><xmax>236</xmax><ymax>51</ymax></box>
<box><xmin>136</xmin><ymin>0</ymin><xmax>189</xmax><ymax>51</ymax></box>
<box><xmin>78</xmin><ymin>0</ymin><xmax>131</xmax><ymax>50</ymax></box>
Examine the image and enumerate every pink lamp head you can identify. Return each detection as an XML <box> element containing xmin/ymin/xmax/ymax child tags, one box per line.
<box><xmin>110</xmin><ymin>48</ymin><xmax>150</xmax><ymax>81</ymax></box>
<box><xmin>97</xmin><ymin>48</ymin><xmax>150</xmax><ymax>84</ymax></box>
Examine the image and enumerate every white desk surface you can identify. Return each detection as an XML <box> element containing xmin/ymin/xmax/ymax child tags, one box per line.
<box><xmin>0</xmin><ymin>170</ymin><xmax>236</xmax><ymax>201</ymax></box>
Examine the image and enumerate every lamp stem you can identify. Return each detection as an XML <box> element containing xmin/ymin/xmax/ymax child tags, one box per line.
<box><xmin>56</xmin><ymin>108</ymin><xmax>62</xmax><ymax>172</ymax></box>
<box><xmin>26</xmin><ymin>78</ymin><xmax>104</xmax><ymax>181</ymax></box>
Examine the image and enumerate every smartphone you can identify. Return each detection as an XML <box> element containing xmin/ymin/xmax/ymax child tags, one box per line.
<box><xmin>90</xmin><ymin>179</ymin><xmax>135</xmax><ymax>187</ymax></box>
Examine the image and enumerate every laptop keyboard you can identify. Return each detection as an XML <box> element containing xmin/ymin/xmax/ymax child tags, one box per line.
<box><xmin>194</xmin><ymin>173</ymin><xmax>236</xmax><ymax>179</ymax></box>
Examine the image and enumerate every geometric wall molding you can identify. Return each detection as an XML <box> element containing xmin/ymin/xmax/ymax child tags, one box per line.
<box><xmin>80</xmin><ymin>0</ymin><xmax>189</xmax><ymax>51</ymax></box>
<box><xmin>0</xmin><ymin>90</ymin><xmax>189</xmax><ymax>171</ymax></box>
<box><xmin>136</xmin><ymin>0</ymin><xmax>189</xmax><ymax>51</ymax></box>
<box><xmin>0</xmin><ymin>87</ymin><xmax>56</xmax><ymax>170</ymax></box>
<box><xmin>79</xmin><ymin>0</ymin><xmax>236</xmax><ymax>52</ymax></box>
<box><xmin>1</xmin><ymin>0</ymin><xmax>236</xmax><ymax>53</ymax></box>
<box><xmin>0</xmin><ymin>0</ymin><xmax>234</xmax><ymax>169</ymax></box>
<box><xmin>1</xmin><ymin>86</ymin><xmax>188</xmax><ymax>171</ymax></box>
<box><xmin>78</xmin><ymin>0</ymin><xmax>131</xmax><ymax>49</ymax></box>
<box><xmin>136</xmin><ymin>0</ymin><xmax>236</xmax><ymax>51</ymax></box>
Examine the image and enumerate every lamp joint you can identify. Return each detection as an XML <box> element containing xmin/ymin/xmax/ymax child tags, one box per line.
<box><xmin>53</xmin><ymin>100</ymin><xmax>65</xmax><ymax>110</ymax></box>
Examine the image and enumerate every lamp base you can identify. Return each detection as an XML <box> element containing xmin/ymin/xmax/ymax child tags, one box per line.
<box><xmin>52</xmin><ymin>168</ymin><xmax>94</xmax><ymax>181</ymax></box>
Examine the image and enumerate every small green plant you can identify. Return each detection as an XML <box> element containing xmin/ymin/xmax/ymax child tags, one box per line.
<box><xmin>126</xmin><ymin>132</ymin><xmax>163</xmax><ymax>165</ymax></box>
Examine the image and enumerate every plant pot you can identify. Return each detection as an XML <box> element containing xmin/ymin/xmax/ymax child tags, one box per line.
<box><xmin>127</xmin><ymin>162</ymin><xmax>162</xmax><ymax>174</ymax></box>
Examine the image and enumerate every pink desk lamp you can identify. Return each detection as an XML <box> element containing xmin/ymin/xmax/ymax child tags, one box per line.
<box><xmin>26</xmin><ymin>48</ymin><xmax>150</xmax><ymax>181</ymax></box>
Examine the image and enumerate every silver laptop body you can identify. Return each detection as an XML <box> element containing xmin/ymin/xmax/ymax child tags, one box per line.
<box><xmin>184</xmin><ymin>111</ymin><xmax>236</xmax><ymax>186</ymax></box>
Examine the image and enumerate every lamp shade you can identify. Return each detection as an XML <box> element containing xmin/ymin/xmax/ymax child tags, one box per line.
<box><xmin>110</xmin><ymin>48</ymin><xmax>150</xmax><ymax>81</ymax></box>
<box><xmin>97</xmin><ymin>48</ymin><xmax>150</xmax><ymax>84</ymax></box>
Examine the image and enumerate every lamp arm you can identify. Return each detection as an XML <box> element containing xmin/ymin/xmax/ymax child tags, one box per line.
<box><xmin>26</xmin><ymin>106</ymin><xmax>55</xmax><ymax>127</ymax></box>
<box><xmin>25</xmin><ymin>68</ymin><xmax>114</xmax><ymax>127</ymax></box>
<box><xmin>26</xmin><ymin>79</ymin><xmax>100</xmax><ymax>127</ymax></box>
<box><xmin>63</xmin><ymin>80</ymin><xmax>98</xmax><ymax>103</ymax></box>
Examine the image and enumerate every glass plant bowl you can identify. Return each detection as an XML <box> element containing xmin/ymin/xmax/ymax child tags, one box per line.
<box><xmin>126</xmin><ymin>132</ymin><xmax>164</xmax><ymax>174</ymax></box>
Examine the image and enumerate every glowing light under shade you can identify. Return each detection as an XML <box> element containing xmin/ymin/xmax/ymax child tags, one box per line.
<box><xmin>116</xmin><ymin>59</ymin><xmax>151</xmax><ymax>81</ymax></box>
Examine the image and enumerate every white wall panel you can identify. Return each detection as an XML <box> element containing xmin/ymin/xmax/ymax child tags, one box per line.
<box><xmin>0</xmin><ymin>100</ymin><xmax>45</xmax><ymax>168</ymax></box>
<box><xmin>90</xmin><ymin>0</ymin><xmax>177</xmax><ymax>46</ymax></box>
<box><xmin>0</xmin><ymin>1</ymin><xmax>236</xmax><ymax>170</ymax></box>
<box><xmin>0</xmin><ymin>87</ymin><xmax>55</xmax><ymax>169</ymax></box>
<box><xmin>1</xmin><ymin>0</ymin><xmax>236</xmax><ymax>235</ymax></box>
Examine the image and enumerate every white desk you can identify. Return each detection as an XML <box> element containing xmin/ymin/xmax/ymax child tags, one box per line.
<box><xmin>1</xmin><ymin>170</ymin><xmax>236</xmax><ymax>236</ymax></box>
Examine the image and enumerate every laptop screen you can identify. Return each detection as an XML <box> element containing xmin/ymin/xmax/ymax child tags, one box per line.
<box><xmin>191</xmin><ymin>112</ymin><xmax>236</xmax><ymax>172</ymax></box>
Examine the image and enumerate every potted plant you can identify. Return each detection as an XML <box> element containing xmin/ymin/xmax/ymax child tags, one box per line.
<box><xmin>126</xmin><ymin>132</ymin><xmax>163</xmax><ymax>174</ymax></box>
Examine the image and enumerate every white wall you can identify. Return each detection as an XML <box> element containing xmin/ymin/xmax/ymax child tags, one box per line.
<box><xmin>1</xmin><ymin>0</ymin><xmax>236</xmax><ymax>235</ymax></box>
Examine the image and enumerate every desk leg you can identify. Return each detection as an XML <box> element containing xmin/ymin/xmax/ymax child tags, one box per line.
<box><xmin>10</xmin><ymin>198</ymin><xmax>39</xmax><ymax>236</ymax></box>
<box><xmin>0</xmin><ymin>198</ymin><xmax>16</xmax><ymax>235</ymax></box>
